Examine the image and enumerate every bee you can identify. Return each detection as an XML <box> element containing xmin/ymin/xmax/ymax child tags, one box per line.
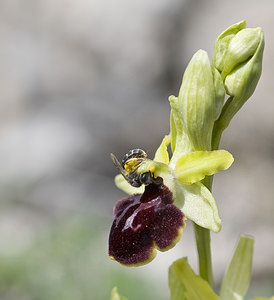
<box><xmin>110</xmin><ymin>149</ymin><xmax>162</xmax><ymax>187</ymax></box>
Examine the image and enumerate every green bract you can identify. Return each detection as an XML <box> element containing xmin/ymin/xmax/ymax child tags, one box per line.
<box><xmin>110</xmin><ymin>287</ymin><xmax>128</xmax><ymax>300</ymax></box>
<box><xmin>169</xmin><ymin>258</ymin><xmax>219</xmax><ymax>300</ymax></box>
<box><xmin>115</xmin><ymin>136</ymin><xmax>233</xmax><ymax>233</ymax></box>
<box><xmin>220</xmin><ymin>235</ymin><xmax>254</xmax><ymax>300</ymax></box>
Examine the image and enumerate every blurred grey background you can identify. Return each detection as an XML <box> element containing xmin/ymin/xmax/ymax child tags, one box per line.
<box><xmin>0</xmin><ymin>0</ymin><xmax>273</xmax><ymax>299</ymax></box>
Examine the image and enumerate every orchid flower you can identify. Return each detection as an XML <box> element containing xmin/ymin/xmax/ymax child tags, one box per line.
<box><xmin>109</xmin><ymin>136</ymin><xmax>233</xmax><ymax>266</ymax></box>
<box><xmin>109</xmin><ymin>21</ymin><xmax>264</xmax><ymax>268</ymax></box>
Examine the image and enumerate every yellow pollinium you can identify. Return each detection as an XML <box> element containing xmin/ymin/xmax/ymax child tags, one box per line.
<box><xmin>148</xmin><ymin>162</ymin><xmax>156</xmax><ymax>173</ymax></box>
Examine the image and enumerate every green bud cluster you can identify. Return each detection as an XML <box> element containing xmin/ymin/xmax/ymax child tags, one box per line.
<box><xmin>169</xmin><ymin>20</ymin><xmax>264</xmax><ymax>155</ymax></box>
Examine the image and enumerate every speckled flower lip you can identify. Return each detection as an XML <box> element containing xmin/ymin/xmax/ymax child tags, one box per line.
<box><xmin>109</xmin><ymin>182</ymin><xmax>185</xmax><ymax>266</ymax></box>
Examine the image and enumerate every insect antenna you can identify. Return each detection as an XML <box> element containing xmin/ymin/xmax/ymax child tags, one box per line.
<box><xmin>110</xmin><ymin>153</ymin><xmax>130</xmax><ymax>183</ymax></box>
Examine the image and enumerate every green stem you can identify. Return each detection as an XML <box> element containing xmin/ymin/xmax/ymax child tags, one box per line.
<box><xmin>195</xmin><ymin>96</ymin><xmax>236</xmax><ymax>286</ymax></box>
<box><xmin>194</xmin><ymin>224</ymin><xmax>213</xmax><ymax>286</ymax></box>
<box><xmin>194</xmin><ymin>97</ymin><xmax>240</xmax><ymax>287</ymax></box>
<box><xmin>194</xmin><ymin>175</ymin><xmax>214</xmax><ymax>287</ymax></box>
<box><xmin>212</xmin><ymin>95</ymin><xmax>239</xmax><ymax>150</ymax></box>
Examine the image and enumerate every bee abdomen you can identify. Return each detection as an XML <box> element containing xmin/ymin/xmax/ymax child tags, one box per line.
<box><xmin>122</xmin><ymin>149</ymin><xmax>147</xmax><ymax>167</ymax></box>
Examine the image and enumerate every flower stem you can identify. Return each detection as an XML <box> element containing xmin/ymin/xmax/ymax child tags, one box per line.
<box><xmin>194</xmin><ymin>175</ymin><xmax>214</xmax><ymax>287</ymax></box>
<box><xmin>212</xmin><ymin>96</ymin><xmax>237</xmax><ymax>150</ymax></box>
<box><xmin>194</xmin><ymin>224</ymin><xmax>213</xmax><ymax>286</ymax></box>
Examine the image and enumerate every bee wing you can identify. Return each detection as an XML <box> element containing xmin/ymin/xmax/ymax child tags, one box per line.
<box><xmin>110</xmin><ymin>153</ymin><xmax>131</xmax><ymax>183</ymax></box>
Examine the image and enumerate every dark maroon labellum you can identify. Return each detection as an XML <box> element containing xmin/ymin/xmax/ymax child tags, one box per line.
<box><xmin>109</xmin><ymin>182</ymin><xmax>185</xmax><ymax>266</ymax></box>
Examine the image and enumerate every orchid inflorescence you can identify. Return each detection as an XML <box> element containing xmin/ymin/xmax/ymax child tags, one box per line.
<box><xmin>109</xmin><ymin>21</ymin><xmax>267</xmax><ymax>300</ymax></box>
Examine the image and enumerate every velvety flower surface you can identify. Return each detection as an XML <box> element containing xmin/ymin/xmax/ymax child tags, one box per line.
<box><xmin>109</xmin><ymin>182</ymin><xmax>185</xmax><ymax>266</ymax></box>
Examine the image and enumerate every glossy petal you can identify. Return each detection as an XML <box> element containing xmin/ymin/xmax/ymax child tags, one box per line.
<box><xmin>109</xmin><ymin>183</ymin><xmax>185</xmax><ymax>266</ymax></box>
<box><xmin>175</xmin><ymin>150</ymin><xmax>234</xmax><ymax>185</ymax></box>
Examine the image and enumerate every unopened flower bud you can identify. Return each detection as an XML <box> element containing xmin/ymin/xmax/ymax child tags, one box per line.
<box><xmin>213</xmin><ymin>21</ymin><xmax>264</xmax><ymax>106</ymax></box>
<box><xmin>172</xmin><ymin>50</ymin><xmax>224</xmax><ymax>151</ymax></box>
<box><xmin>212</xmin><ymin>21</ymin><xmax>264</xmax><ymax>150</ymax></box>
<box><xmin>224</xmin><ymin>27</ymin><xmax>264</xmax><ymax>102</ymax></box>
<box><xmin>221</xmin><ymin>28</ymin><xmax>263</xmax><ymax>79</ymax></box>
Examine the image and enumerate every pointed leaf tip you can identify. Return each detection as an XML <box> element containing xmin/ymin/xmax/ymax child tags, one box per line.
<box><xmin>110</xmin><ymin>287</ymin><xmax>128</xmax><ymax>300</ymax></box>
<box><xmin>220</xmin><ymin>235</ymin><xmax>254</xmax><ymax>300</ymax></box>
<box><xmin>169</xmin><ymin>257</ymin><xmax>219</xmax><ymax>300</ymax></box>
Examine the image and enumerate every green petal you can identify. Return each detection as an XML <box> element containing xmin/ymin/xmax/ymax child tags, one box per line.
<box><xmin>154</xmin><ymin>135</ymin><xmax>171</xmax><ymax>164</ymax></box>
<box><xmin>220</xmin><ymin>235</ymin><xmax>254</xmax><ymax>300</ymax></box>
<box><xmin>114</xmin><ymin>174</ymin><xmax>144</xmax><ymax>195</ymax></box>
<box><xmin>169</xmin><ymin>257</ymin><xmax>219</xmax><ymax>300</ymax></box>
<box><xmin>169</xmin><ymin>96</ymin><xmax>193</xmax><ymax>156</ymax></box>
<box><xmin>175</xmin><ymin>150</ymin><xmax>234</xmax><ymax>185</ymax></box>
<box><xmin>174</xmin><ymin>181</ymin><xmax>221</xmax><ymax>232</ymax></box>
<box><xmin>110</xmin><ymin>287</ymin><xmax>128</xmax><ymax>300</ymax></box>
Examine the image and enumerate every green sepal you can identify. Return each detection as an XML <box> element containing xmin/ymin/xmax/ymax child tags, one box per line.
<box><xmin>220</xmin><ymin>235</ymin><xmax>254</xmax><ymax>300</ymax></box>
<box><xmin>174</xmin><ymin>181</ymin><xmax>221</xmax><ymax>232</ymax></box>
<box><xmin>175</xmin><ymin>150</ymin><xmax>234</xmax><ymax>185</ymax></box>
<box><xmin>213</xmin><ymin>20</ymin><xmax>246</xmax><ymax>72</ymax></box>
<box><xmin>154</xmin><ymin>135</ymin><xmax>171</xmax><ymax>164</ymax></box>
<box><xmin>169</xmin><ymin>96</ymin><xmax>193</xmax><ymax>157</ymax></box>
<box><xmin>212</xmin><ymin>66</ymin><xmax>225</xmax><ymax>120</ymax></box>
<box><xmin>169</xmin><ymin>257</ymin><xmax>220</xmax><ymax>300</ymax></box>
<box><xmin>110</xmin><ymin>287</ymin><xmax>128</xmax><ymax>300</ymax></box>
<box><xmin>177</xmin><ymin>49</ymin><xmax>216</xmax><ymax>151</ymax></box>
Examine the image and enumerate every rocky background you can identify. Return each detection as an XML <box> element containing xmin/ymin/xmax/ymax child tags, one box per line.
<box><xmin>0</xmin><ymin>0</ymin><xmax>273</xmax><ymax>299</ymax></box>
